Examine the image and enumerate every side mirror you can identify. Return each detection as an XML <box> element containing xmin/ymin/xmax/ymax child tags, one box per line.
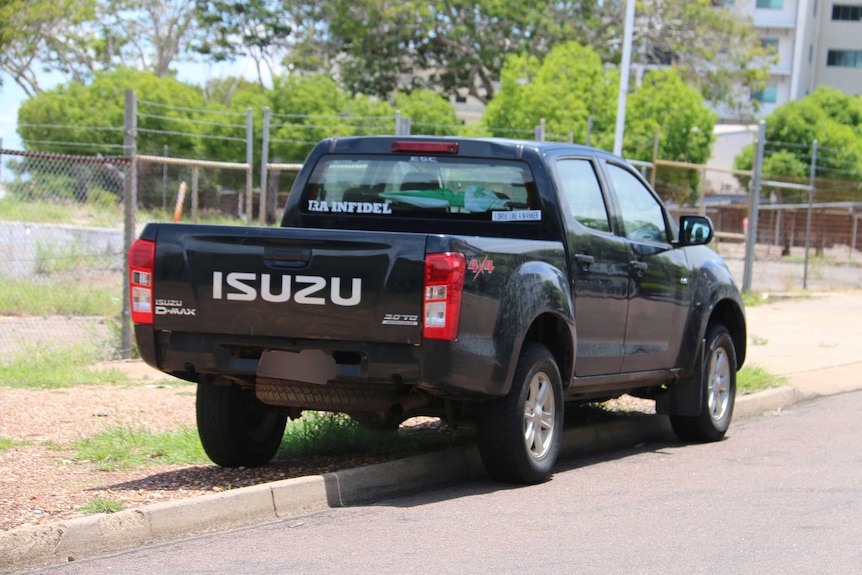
<box><xmin>678</xmin><ymin>215</ymin><xmax>714</xmax><ymax>246</ymax></box>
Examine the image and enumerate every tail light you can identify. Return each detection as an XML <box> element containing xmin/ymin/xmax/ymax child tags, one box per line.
<box><xmin>128</xmin><ymin>239</ymin><xmax>155</xmax><ymax>325</ymax></box>
<box><xmin>423</xmin><ymin>252</ymin><xmax>465</xmax><ymax>341</ymax></box>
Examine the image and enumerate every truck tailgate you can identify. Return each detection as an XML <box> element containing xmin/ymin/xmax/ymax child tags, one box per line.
<box><xmin>150</xmin><ymin>224</ymin><xmax>427</xmax><ymax>344</ymax></box>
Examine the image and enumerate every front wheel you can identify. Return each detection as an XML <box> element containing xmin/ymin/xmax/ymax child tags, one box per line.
<box><xmin>670</xmin><ymin>323</ymin><xmax>737</xmax><ymax>442</ymax></box>
<box><xmin>196</xmin><ymin>381</ymin><xmax>288</xmax><ymax>467</ymax></box>
<box><xmin>477</xmin><ymin>343</ymin><xmax>564</xmax><ymax>484</ymax></box>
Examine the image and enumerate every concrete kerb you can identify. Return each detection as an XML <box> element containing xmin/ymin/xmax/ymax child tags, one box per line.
<box><xmin>0</xmin><ymin>386</ymin><xmax>820</xmax><ymax>573</ymax></box>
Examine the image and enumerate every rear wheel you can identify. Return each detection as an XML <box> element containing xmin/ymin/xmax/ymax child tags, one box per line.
<box><xmin>477</xmin><ymin>343</ymin><xmax>563</xmax><ymax>484</ymax></box>
<box><xmin>670</xmin><ymin>323</ymin><xmax>736</xmax><ymax>442</ymax></box>
<box><xmin>196</xmin><ymin>381</ymin><xmax>287</xmax><ymax>467</ymax></box>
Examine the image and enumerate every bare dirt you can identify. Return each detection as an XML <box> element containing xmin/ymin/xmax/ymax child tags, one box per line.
<box><xmin>0</xmin><ymin>361</ymin><xmax>652</xmax><ymax>533</ymax></box>
<box><xmin>0</xmin><ymin>368</ymin><xmax>404</xmax><ymax>532</ymax></box>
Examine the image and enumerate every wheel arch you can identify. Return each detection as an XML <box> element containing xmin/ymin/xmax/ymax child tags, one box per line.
<box><xmin>707</xmin><ymin>297</ymin><xmax>747</xmax><ymax>370</ymax></box>
<box><xmin>522</xmin><ymin>312</ymin><xmax>575</xmax><ymax>388</ymax></box>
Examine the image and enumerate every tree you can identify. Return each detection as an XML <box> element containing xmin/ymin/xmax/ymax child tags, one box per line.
<box><xmin>624</xmin><ymin>68</ymin><xmax>717</xmax><ymax>205</ymax></box>
<box><xmin>627</xmin><ymin>0</ymin><xmax>773</xmax><ymax>119</ymax></box>
<box><xmin>286</xmin><ymin>0</ymin><xmax>768</xmax><ymax>113</ymax></box>
<box><xmin>483</xmin><ymin>44</ymin><xmax>716</xmax><ymax>204</ymax></box>
<box><xmin>0</xmin><ymin>0</ymin><xmax>200</xmax><ymax>96</ymax></box>
<box><xmin>194</xmin><ymin>0</ymin><xmax>292</xmax><ymax>90</ymax></box>
<box><xmin>483</xmin><ymin>42</ymin><xmax>619</xmax><ymax>148</ymax></box>
<box><xmin>0</xmin><ymin>0</ymin><xmax>99</xmax><ymax>96</ymax></box>
<box><xmin>17</xmin><ymin>68</ymin><xmax>205</xmax><ymax>156</ymax></box>
<box><xmin>734</xmin><ymin>87</ymin><xmax>862</xmax><ymax>201</ymax></box>
<box><xmin>394</xmin><ymin>90</ymin><xmax>461</xmax><ymax>136</ymax></box>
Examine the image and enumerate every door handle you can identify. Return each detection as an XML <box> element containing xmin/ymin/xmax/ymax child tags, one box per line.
<box><xmin>630</xmin><ymin>260</ymin><xmax>648</xmax><ymax>277</ymax></box>
<box><xmin>575</xmin><ymin>253</ymin><xmax>595</xmax><ymax>272</ymax></box>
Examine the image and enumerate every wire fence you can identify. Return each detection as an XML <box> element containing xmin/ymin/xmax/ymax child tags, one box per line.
<box><xmin>1</xmin><ymin>99</ymin><xmax>861</xmax><ymax>367</ymax></box>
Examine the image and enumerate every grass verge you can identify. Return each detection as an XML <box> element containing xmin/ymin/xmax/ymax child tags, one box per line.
<box><xmin>72</xmin><ymin>426</ymin><xmax>208</xmax><ymax>471</ymax></box>
<box><xmin>0</xmin><ymin>278</ymin><xmax>119</xmax><ymax>317</ymax></box>
<box><xmin>0</xmin><ymin>345</ymin><xmax>130</xmax><ymax>388</ymax></box>
<box><xmin>737</xmin><ymin>364</ymin><xmax>787</xmax><ymax>395</ymax></box>
<box><xmin>277</xmin><ymin>412</ymin><xmax>474</xmax><ymax>460</ymax></box>
<box><xmin>76</xmin><ymin>498</ymin><xmax>125</xmax><ymax>515</ymax></box>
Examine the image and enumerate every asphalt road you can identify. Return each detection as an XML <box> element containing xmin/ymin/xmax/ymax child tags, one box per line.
<box><xmin>29</xmin><ymin>390</ymin><xmax>862</xmax><ymax>575</ymax></box>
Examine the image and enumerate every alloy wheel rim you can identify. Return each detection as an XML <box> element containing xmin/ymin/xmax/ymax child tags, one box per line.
<box><xmin>523</xmin><ymin>372</ymin><xmax>555</xmax><ymax>460</ymax></box>
<box><xmin>707</xmin><ymin>347</ymin><xmax>731</xmax><ymax>421</ymax></box>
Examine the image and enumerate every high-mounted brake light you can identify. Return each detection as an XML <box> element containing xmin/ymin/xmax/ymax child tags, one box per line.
<box><xmin>128</xmin><ymin>239</ymin><xmax>155</xmax><ymax>325</ymax></box>
<box><xmin>423</xmin><ymin>252</ymin><xmax>466</xmax><ymax>341</ymax></box>
<box><xmin>391</xmin><ymin>141</ymin><xmax>460</xmax><ymax>154</ymax></box>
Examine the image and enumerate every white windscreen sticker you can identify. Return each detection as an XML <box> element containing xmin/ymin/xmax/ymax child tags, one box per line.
<box><xmin>492</xmin><ymin>210</ymin><xmax>542</xmax><ymax>222</ymax></box>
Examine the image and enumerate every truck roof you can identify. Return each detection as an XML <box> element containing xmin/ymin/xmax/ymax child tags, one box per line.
<box><xmin>322</xmin><ymin>135</ymin><xmax>620</xmax><ymax>163</ymax></box>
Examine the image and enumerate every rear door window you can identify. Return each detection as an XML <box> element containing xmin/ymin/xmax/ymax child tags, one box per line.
<box><xmin>302</xmin><ymin>156</ymin><xmax>540</xmax><ymax>222</ymax></box>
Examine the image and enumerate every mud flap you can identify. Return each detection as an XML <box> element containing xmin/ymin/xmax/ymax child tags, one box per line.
<box><xmin>656</xmin><ymin>338</ymin><xmax>705</xmax><ymax>417</ymax></box>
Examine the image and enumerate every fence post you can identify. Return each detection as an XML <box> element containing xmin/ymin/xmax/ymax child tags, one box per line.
<box><xmin>534</xmin><ymin>118</ymin><xmax>546</xmax><ymax>142</ymax></box>
<box><xmin>121</xmin><ymin>90</ymin><xmax>138</xmax><ymax>359</ymax></box>
<box><xmin>245</xmin><ymin>108</ymin><xmax>253</xmax><ymax>225</ymax></box>
<box><xmin>162</xmin><ymin>144</ymin><xmax>168</xmax><ymax>209</ymax></box>
<box><xmin>395</xmin><ymin>110</ymin><xmax>402</xmax><ymax>135</ymax></box>
<box><xmin>650</xmin><ymin>127</ymin><xmax>660</xmax><ymax>188</ymax></box>
<box><xmin>260</xmin><ymin>107</ymin><xmax>271</xmax><ymax>225</ymax></box>
<box><xmin>743</xmin><ymin>121</ymin><xmax>765</xmax><ymax>293</ymax></box>
<box><xmin>803</xmin><ymin>139</ymin><xmax>818</xmax><ymax>289</ymax></box>
<box><xmin>191</xmin><ymin>166</ymin><xmax>200</xmax><ymax>224</ymax></box>
<box><xmin>585</xmin><ymin>115</ymin><xmax>592</xmax><ymax>146</ymax></box>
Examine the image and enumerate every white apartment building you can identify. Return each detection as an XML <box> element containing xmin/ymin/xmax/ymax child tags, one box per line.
<box><xmin>733</xmin><ymin>0</ymin><xmax>862</xmax><ymax>117</ymax></box>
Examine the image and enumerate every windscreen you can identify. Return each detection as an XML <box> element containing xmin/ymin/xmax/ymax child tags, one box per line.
<box><xmin>301</xmin><ymin>155</ymin><xmax>541</xmax><ymax>222</ymax></box>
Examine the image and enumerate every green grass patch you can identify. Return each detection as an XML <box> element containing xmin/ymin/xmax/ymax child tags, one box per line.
<box><xmin>0</xmin><ymin>436</ymin><xmax>28</xmax><ymax>451</ymax></box>
<box><xmin>0</xmin><ymin>197</ymin><xmax>123</xmax><ymax>228</ymax></box>
<box><xmin>76</xmin><ymin>498</ymin><xmax>125</xmax><ymax>515</ymax></box>
<box><xmin>741</xmin><ymin>291</ymin><xmax>768</xmax><ymax>307</ymax></box>
<box><xmin>0</xmin><ymin>345</ymin><xmax>130</xmax><ymax>388</ymax></box>
<box><xmin>0</xmin><ymin>278</ymin><xmax>120</xmax><ymax>317</ymax></box>
<box><xmin>737</xmin><ymin>364</ymin><xmax>787</xmax><ymax>395</ymax></box>
<box><xmin>276</xmin><ymin>412</ymin><xmax>473</xmax><ymax>460</ymax></box>
<box><xmin>72</xmin><ymin>426</ymin><xmax>208</xmax><ymax>471</ymax></box>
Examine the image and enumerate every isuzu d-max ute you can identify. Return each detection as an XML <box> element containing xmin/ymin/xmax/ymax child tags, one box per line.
<box><xmin>129</xmin><ymin>136</ymin><xmax>746</xmax><ymax>484</ymax></box>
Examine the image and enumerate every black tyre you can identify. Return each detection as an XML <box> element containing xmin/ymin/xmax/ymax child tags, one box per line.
<box><xmin>670</xmin><ymin>323</ymin><xmax>737</xmax><ymax>442</ymax></box>
<box><xmin>196</xmin><ymin>381</ymin><xmax>288</xmax><ymax>467</ymax></box>
<box><xmin>477</xmin><ymin>343</ymin><xmax>564</xmax><ymax>484</ymax></box>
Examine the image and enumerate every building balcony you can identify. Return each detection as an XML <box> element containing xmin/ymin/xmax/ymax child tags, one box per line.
<box><xmin>753</xmin><ymin>12</ymin><xmax>796</xmax><ymax>28</ymax></box>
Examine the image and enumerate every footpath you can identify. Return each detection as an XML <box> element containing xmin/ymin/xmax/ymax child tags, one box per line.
<box><xmin>3</xmin><ymin>291</ymin><xmax>862</xmax><ymax>573</ymax></box>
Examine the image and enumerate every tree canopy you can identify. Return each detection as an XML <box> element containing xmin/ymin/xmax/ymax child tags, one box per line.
<box><xmin>734</xmin><ymin>87</ymin><xmax>862</xmax><ymax>199</ymax></box>
<box><xmin>0</xmin><ymin>0</ymin><xmax>200</xmax><ymax>96</ymax></box>
<box><xmin>3</xmin><ymin>0</ymin><xmax>771</xmax><ymax>125</ymax></box>
<box><xmin>483</xmin><ymin>43</ymin><xmax>716</xmax><ymax>204</ymax></box>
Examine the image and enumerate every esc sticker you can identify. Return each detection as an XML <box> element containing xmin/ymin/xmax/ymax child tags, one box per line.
<box><xmin>492</xmin><ymin>210</ymin><xmax>542</xmax><ymax>222</ymax></box>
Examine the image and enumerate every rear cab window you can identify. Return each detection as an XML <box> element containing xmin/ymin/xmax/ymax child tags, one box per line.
<box><xmin>301</xmin><ymin>155</ymin><xmax>541</xmax><ymax>224</ymax></box>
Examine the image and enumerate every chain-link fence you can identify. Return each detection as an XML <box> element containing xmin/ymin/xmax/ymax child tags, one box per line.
<box><xmin>0</xmin><ymin>150</ymin><xmax>130</xmax><ymax>364</ymax></box>
<box><xmin>656</xmin><ymin>141</ymin><xmax>862</xmax><ymax>293</ymax></box>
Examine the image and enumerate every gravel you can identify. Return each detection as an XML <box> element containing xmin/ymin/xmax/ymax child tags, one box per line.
<box><xmin>0</xmin><ymin>371</ymin><xmax>382</xmax><ymax>532</ymax></box>
<box><xmin>0</xmin><ymin>361</ymin><xmax>654</xmax><ymax>533</ymax></box>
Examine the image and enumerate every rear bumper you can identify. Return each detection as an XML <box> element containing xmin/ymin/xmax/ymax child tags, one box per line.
<box><xmin>134</xmin><ymin>325</ymin><xmax>507</xmax><ymax>398</ymax></box>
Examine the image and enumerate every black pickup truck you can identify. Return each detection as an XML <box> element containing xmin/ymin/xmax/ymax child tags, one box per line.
<box><xmin>129</xmin><ymin>136</ymin><xmax>746</xmax><ymax>484</ymax></box>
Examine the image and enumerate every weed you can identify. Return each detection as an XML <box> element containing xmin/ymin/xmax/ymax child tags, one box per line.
<box><xmin>76</xmin><ymin>498</ymin><xmax>125</xmax><ymax>515</ymax></box>
<box><xmin>72</xmin><ymin>426</ymin><xmax>208</xmax><ymax>471</ymax></box>
<box><xmin>277</xmin><ymin>412</ymin><xmax>473</xmax><ymax>461</ymax></box>
<box><xmin>737</xmin><ymin>364</ymin><xmax>786</xmax><ymax>395</ymax></box>
<box><xmin>0</xmin><ymin>437</ymin><xmax>28</xmax><ymax>451</ymax></box>
<box><xmin>741</xmin><ymin>291</ymin><xmax>768</xmax><ymax>307</ymax></box>
<box><xmin>750</xmin><ymin>334</ymin><xmax>769</xmax><ymax>346</ymax></box>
